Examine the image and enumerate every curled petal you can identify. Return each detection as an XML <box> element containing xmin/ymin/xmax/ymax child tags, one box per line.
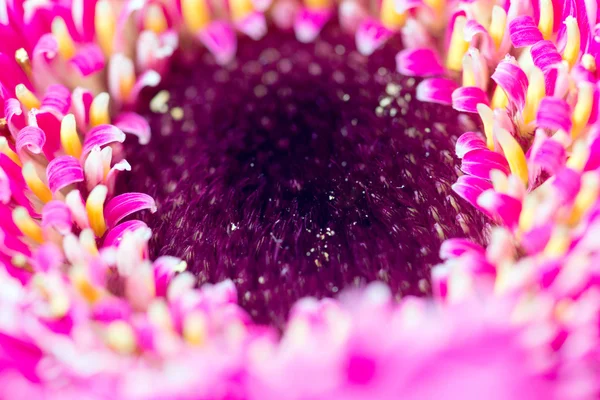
<box><xmin>153</xmin><ymin>256</ymin><xmax>187</xmax><ymax>297</ymax></box>
<box><xmin>40</xmin><ymin>84</ymin><xmax>72</xmax><ymax>118</ymax></box>
<box><xmin>463</xmin><ymin>20</ymin><xmax>495</xmax><ymax>57</ymax></box>
<box><xmin>415</xmin><ymin>78</ymin><xmax>459</xmax><ymax>105</ymax></box>
<box><xmin>113</xmin><ymin>113</ymin><xmax>151</xmax><ymax>145</ymax></box>
<box><xmin>65</xmin><ymin>189</ymin><xmax>89</xmax><ymax>229</ymax></box>
<box><xmin>477</xmin><ymin>190</ymin><xmax>522</xmax><ymax>229</ymax></box>
<box><xmin>16</xmin><ymin>126</ymin><xmax>46</xmax><ymax>155</ymax></box>
<box><xmin>508</xmin><ymin>16</ymin><xmax>543</xmax><ymax>47</ymax></box>
<box><xmin>462</xmin><ymin>149</ymin><xmax>511</xmax><ymax>179</ymax></box>
<box><xmin>127</xmin><ymin>70</ymin><xmax>161</xmax><ymax>105</ymax></box>
<box><xmin>104</xmin><ymin>220</ymin><xmax>149</xmax><ymax>247</ymax></box>
<box><xmin>531</xmin><ymin>138</ymin><xmax>566</xmax><ymax>174</ymax></box>
<box><xmin>452</xmin><ymin>175</ymin><xmax>494</xmax><ymax>210</ymax></box>
<box><xmin>439</xmin><ymin>239</ymin><xmax>485</xmax><ymax>260</ymax></box>
<box><xmin>5</xmin><ymin>98</ymin><xmax>25</xmax><ymax>138</ymax></box>
<box><xmin>69</xmin><ymin>44</ymin><xmax>105</xmax><ymax>77</ymax></box>
<box><xmin>396</xmin><ymin>48</ymin><xmax>444</xmax><ymax>77</ymax></box>
<box><xmin>72</xmin><ymin>87</ymin><xmax>94</xmax><ymax>129</ymax></box>
<box><xmin>456</xmin><ymin>132</ymin><xmax>487</xmax><ymax>158</ymax></box>
<box><xmin>104</xmin><ymin>193</ymin><xmax>157</xmax><ymax>229</ymax></box>
<box><xmin>491</xmin><ymin>58</ymin><xmax>529</xmax><ymax>111</ymax></box>
<box><xmin>536</xmin><ymin>98</ymin><xmax>572</xmax><ymax>132</ymax></box>
<box><xmin>82</xmin><ymin>125</ymin><xmax>126</xmax><ymax>157</ymax></box>
<box><xmin>452</xmin><ymin>86</ymin><xmax>489</xmax><ymax>113</ymax></box>
<box><xmin>46</xmin><ymin>156</ymin><xmax>84</xmax><ymax>193</ymax></box>
<box><xmin>42</xmin><ymin>201</ymin><xmax>72</xmax><ymax>235</ymax></box>
<box><xmin>105</xmin><ymin>159</ymin><xmax>131</xmax><ymax>195</ymax></box>
<box><xmin>355</xmin><ymin>18</ymin><xmax>394</xmax><ymax>56</ymax></box>
<box><xmin>552</xmin><ymin>168</ymin><xmax>581</xmax><ymax>204</ymax></box>
<box><xmin>530</xmin><ymin>40</ymin><xmax>562</xmax><ymax>72</ymax></box>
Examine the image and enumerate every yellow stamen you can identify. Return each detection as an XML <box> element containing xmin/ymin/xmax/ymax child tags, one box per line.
<box><xmin>90</xmin><ymin>92</ymin><xmax>110</xmax><ymax>127</ymax></box>
<box><xmin>380</xmin><ymin>0</ymin><xmax>406</xmax><ymax>30</ymax></box>
<box><xmin>461</xmin><ymin>53</ymin><xmax>476</xmax><ymax>87</ymax></box>
<box><xmin>15</xmin><ymin>48</ymin><xmax>32</xmax><ymax>78</ymax></box>
<box><xmin>489</xmin><ymin>6</ymin><xmax>507</xmax><ymax>48</ymax></box>
<box><xmin>51</xmin><ymin>16</ymin><xmax>76</xmax><ymax>60</ymax></box>
<box><xmin>544</xmin><ymin>226</ymin><xmax>570</xmax><ymax>257</ymax></box>
<box><xmin>0</xmin><ymin>137</ymin><xmax>21</xmax><ymax>166</ymax></box>
<box><xmin>496</xmin><ymin>128</ymin><xmax>528</xmax><ymax>186</ymax></box>
<box><xmin>60</xmin><ymin>114</ymin><xmax>82</xmax><ymax>158</ymax></box>
<box><xmin>563</xmin><ymin>16</ymin><xmax>580</xmax><ymax>68</ymax></box>
<box><xmin>80</xmin><ymin>228</ymin><xmax>99</xmax><ymax>256</ymax></box>
<box><xmin>144</xmin><ymin>3</ymin><xmax>169</xmax><ymax>34</ymax></box>
<box><xmin>86</xmin><ymin>185</ymin><xmax>107</xmax><ymax>237</ymax></box>
<box><xmin>13</xmin><ymin>206</ymin><xmax>43</xmax><ymax>243</ymax></box>
<box><xmin>566</xmin><ymin>140</ymin><xmax>589</xmax><ymax>171</ymax></box>
<box><xmin>22</xmin><ymin>162</ymin><xmax>53</xmax><ymax>203</ymax></box>
<box><xmin>571</xmin><ymin>82</ymin><xmax>594</xmax><ymax>139</ymax></box>
<box><xmin>184</xmin><ymin>312</ymin><xmax>207</xmax><ymax>346</ymax></box>
<box><xmin>522</xmin><ymin>67</ymin><xmax>545</xmax><ymax>125</ymax></box>
<box><xmin>49</xmin><ymin>294</ymin><xmax>70</xmax><ymax>317</ymax></box>
<box><xmin>446</xmin><ymin>16</ymin><xmax>469</xmax><ymax>71</ymax></box>
<box><xmin>106</xmin><ymin>320</ymin><xmax>137</xmax><ymax>354</ymax></box>
<box><xmin>118</xmin><ymin>62</ymin><xmax>136</xmax><ymax>102</ymax></box>
<box><xmin>491</xmin><ymin>85</ymin><xmax>509</xmax><ymax>110</ymax></box>
<box><xmin>71</xmin><ymin>265</ymin><xmax>102</xmax><ymax>303</ymax></box>
<box><xmin>477</xmin><ymin>103</ymin><xmax>495</xmax><ymax>150</ymax></box>
<box><xmin>569</xmin><ymin>173</ymin><xmax>600</xmax><ymax>224</ymax></box>
<box><xmin>230</xmin><ymin>0</ymin><xmax>254</xmax><ymax>21</ymax></box>
<box><xmin>95</xmin><ymin>0</ymin><xmax>116</xmax><ymax>56</ymax></box>
<box><xmin>305</xmin><ymin>0</ymin><xmax>332</xmax><ymax>10</ymax></box>
<box><xmin>581</xmin><ymin>53</ymin><xmax>596</xmax><ymax>72</ymax></box>
<box><xmin>15</xmin><ymin>84</ymin><xmax>40</xmax><ymax>110</ymax></box>
<box><xmin>538</xmin><ymin>0</ymin><xmax>554</xmax><ymax>40</ymax></box>
<box><xmin>182</xmin><ymin>0</ymin><xmax>211</xmax><ymax>31</ymax></box>
<box><xmin>490</xmin><ymin>169</ymin><xmax>509</xmax><ymax>193</ymax></box>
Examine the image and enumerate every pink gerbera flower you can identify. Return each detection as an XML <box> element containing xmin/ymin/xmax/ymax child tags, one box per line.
<box><xmin>0</xmin><ymin>0</ymin><xmax>598</xmax><ymax>398</ymax></box>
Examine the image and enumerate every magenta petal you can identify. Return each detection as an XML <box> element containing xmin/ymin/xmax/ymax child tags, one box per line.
<box><xmin>464</xmin><ymin>20</ymin><xmax>495</xmax><ymax>57</ymax></box>
<box><xmin>82</xmin><ymin>125</ymin><xmax>126</xmax><ymax>157</ymax></box>
<box><xmin>451</xmin><ymin>86</ymin><xmax>489</xmax><ymax>113</ymax></box>
<box><xmin>461</xmin><ymin>149</ymin><xmax>511</xmax><ymax>179</ymax></box>
<box><xmin>530</xmin><ymin>40</ymin><xmax>563</xmax><ymax>72</ymax></box>
<box><xmin>536</xmin><ymin>97</ymin><xmax>572</xmax><ymax>132</ymax></box>
<box><xmin>477</xmin><ymin>190</ymin><xmax>522</xmax><ymax>229</ymax></box>
<box><xmin>439</xmin><ymin>238</ymin><xmax>486</xmax><ymax>259</ymax></box>
<box><xmin>46</xmin><ymin>156</ymin><xmax>85</xmax><ymax>193</ymax></box>
<box><xmin>153</xmin><ymin>256</ymin><xmax>185</xmax><ymax>297</ymax></box>
<box><xmin>531</xmin><ymin>138</ymin><xmax>566</xmax><ymax>174</ymax></box>
<box><xmin>31</xmin><ymin>243</ymin><xmax>64</xmax><ymax>272</ymax></box>
<box><xmin>16</xmin><ymin>126</ymin><xmax>46</xmax><ymax>155</ymax></box>
<box><xmin>456</xmin><ymin>132</ymin><xmax>487</xmax><ymax>158</ymax></box>
<box><xmin>452</xmin><ymin>175</ymin><xmax>494</xmax><ymax>211</ymax></box>
<box><xmin>415</xmin><ymin>78</ymin><xmax>459</xmax><ymax>105</ymax></box>
<box><xmin>69</xmin><ymin>44</ymin><xmax>106</xmax><ymax>77</ymax></box>
<box><xmin>113</xmin><ymin>112</ymin><xmax>151</xmax><ymax>145</ymax></box>
<box><xmin>72</xmin><ymin>87</ymin><xmax>94</xmax><ymax>129</ymax></box>
<box><xmin>236</xmin><ymin>11</ymin><xmax>268</xmax><ymax>40</ymax></box>
<box><xmin>104</xmin><ymin>192</ymin><xmax>157</xmax><ymax>229</ymax></box>
<box><xmin>508</xmin><ymin>16</ymin><xmax>544</xmax><ymax>48</ymax></box>
<box><xmin>552</xmin><ymin>168</ymin><xmax>581</xmax><ymax>204</ymax></box>
<box><xmin>294</xmin><ymin>7</ymin><xmax>333</xmax><ymax>44</ymax></box>
<box><xmin>104</xmin><ymin>220</ymin><xmax>149</xmax><ymax>247</ymax></box>
<box><xmin>355</xmin><ymin>18</ymin><xmax>394</xmax><ymax>56</ymax></box>
<box><xmin>41</xmin><ymin>200</ymin><xmax>73</xmax><ymax>235</ymax></box>
<box><xmin>5</xmin><ymin>98</ymin><xmax>25</xmax><ymax>138</ymax></box>
<box><xmin>198</xmin><ymin>21</ymin><xmax>238</xmax><ymax>66</ymax></box>
<box><xmin>396</xmin><ymin>48</ymin><xmax>445</xmax><ymax>77</ymax></box>
<box><xmin>491</xmin><ymin>58</ymin><xmax>529</xmax><ymax>111</ymax></box>
<box><xmin>40</xmin><ymin>84</ymin><xmax>72</xmax><ymax>117</ymax></box>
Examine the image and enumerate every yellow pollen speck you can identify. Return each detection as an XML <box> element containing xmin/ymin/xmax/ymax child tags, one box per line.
<box><xmin>60</xmin><ymin>114</ymin><xmax>82</xmax><ymax>158</ymax></box>
<box><xmin>538</xmin><ymin>0</ymin><xmax>554</xmax><ymax>40</ymax></box>
<box><xmin>15</xmin><ymin>48</ymin><xmax>32</xmax><ymax>78</ymax></box>
<box><xmin>571</xmin><ymin>82</ymin><xmax>594</xmax><ymax>139</ymax></box>
<box><xmin>562</xmin><ymin>16</ymin><xmax>580</xmax><ymax>68</ymax></box>
<box><xmin>489</xmin><ymin>6</ymin><xmax>507</xmax><ymax>48</ymax></box>
<box><xmin>0</xmin><ymin>137</ymin><xmax>21</xmax><ymax>166</ymax></box>
<box><xmin>90</xmin><ymin>92</ymin><xmax>110</xmax><ymax>127</ymax></box>
<box><xmin>22</xmin><ymin>162</ymin><xmax>53</xmax><ymax>203</ymax></box>
<box><xmin>477</xmin><ymin>103</ymin><xmax>495</xmax><ymax>150</ymax></box>
<box><xmin>170</xmin><ymin>107</ymin><xmax>184</xmax><ymax>120</ymax></box>
<box><xmin>144</xmin><ymin>3</ymin><xmax>169</xmax><ymax>34</ymax></box>
<box><xmin>446</xmin><ymin>16</ymin><xmax>470</xmax><ymax>71</ymax></box>
<box><xmin>182</xmin><ymin>0</ymin><xmax>211</xmax><ymax>31</ymax></box>
<box><xmin>106</xmin><ymin>321</ymin><xmax>137</xmax><ymax>354</ymax></box>
<box><xmin>523</xmin><ymin>67</ymin><xmax>545</xmax><ymax>125</ymax></box>
<box><xmin>86</xmin><ymin>185</ymin><xmax>108</xmax><ymax>237</ymax></box>
<box><xmin>51</xmin><ymin>16</ymin><xmax>76</xmax><ymax>60</ymax></box>
<box><xmin>150</xmin><ymin>90</ymin><xmax>170</xmax><ymax>113</ymax></box>
<box><xmin>15</xmin><ymin>84</ymin><xmax>40</xmax><ymax>110</ymax></box>
<box><xmin>13</xmin><ymin>206</ymin><xmax>43</xmax><ymax>243</ymax></box>
<box><xmin>380</xmin><ymin>0</ymin><xmax>406</xmax><ymax>30</ymax></box>
<box><xmin>95</xmin><ymin>0</ymin><xmax>116</xmax><ymax>56</ymax></box>
<box><xmin>496</xmin><ymin>128</ymin><xmax>528</xmax><ymax>186</ymax></box>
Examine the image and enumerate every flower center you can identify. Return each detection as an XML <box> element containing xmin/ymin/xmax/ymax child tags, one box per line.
<box><xmin>119</xmin><ymin>25</ymin><xmax>487</xmax><ymax>327</ymax></box>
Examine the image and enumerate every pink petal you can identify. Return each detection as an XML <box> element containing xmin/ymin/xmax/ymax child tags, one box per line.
<box><xmin>31</xmin><ymin>243</ymin><xmax>64</xmax><ymax>272</ymax></box>
<box><xmin>113</xmin><ymin>112</ymin><xmax>151</xmax><ymax>145</ymax></box>
<box><xmin>104</xmin><ymin>220</ymin><xmax>149</xmax><ymax>247</ymax></box>
<box><xmin>521</xmin><ymin>224</ymin><xmax>553</xmax><ymax>255</ymax></box>
<box><xmin>452</xmin><ymin>86</ymin><xmax>490</xmax><ymax>113</ymax></box>
<box><xmin>355</xmin><ymin>17</ymin><xmax>394</xmax><ymax>56</ymax></box>
<box><xmin>72</xmin><ymin>87</ymin><xmax>94</xmax><ymax>129</ymax></box>
<box><xmin>530</xmin><ymin>40</ymin><xmax>562</xmax><ymax>72</ymax></box>
<box><xmin>396</xmin><ymin>48</ymin><xmax>445</xmax><ymax>77</ymax></box>
<box><xmin>46</xmin><ymin>156</ymin><xmax>84</xmax><ymax>193</ymax></box>
<box><xmin>456</xmin><ymin>132</ymin><xmax>487</xmax><ymax>158</ymax></box>
<box><xmin>552</xmin><ymin>168</ymin><xmax>581</xmax><ymax>204</ymax></box>
<box><xmin>40</xmin><ymin>84</ymin><xmax>72</xmax><ymax>117</ymax></box>
<box><xmin>531</xmin><ymin>138</ymin><xmax>566</xmax><ymax>174</ymax></box>
<box><xmin>464</xmin><ymin>20</ymin><xmax>495</xmax><ymax>57</ymax></box>
<box><xmin>69</xmin><ymin>44</ymin><xmax>105</xmax><ymax>77</ymax></box>
<box><xmin>126</xmin><ymin>70</ymin><xmax>161</xmax><ymax>105</ymax></box>
<box><xmin>41</xmin><ymin>200</ymin><xmax>72</xmax><ymax>235</ymax></box>
<box><xmin>198</xmin><ymin>21</ymin><xmax>237</xmax><ymax>66</ymax></box>
<box><xmin>491</xmin><ymin>57</ymin><xmax>529</xmax><ymax>111</ymax></box>
<box><xmin>236</xmin><ymin>11</ymin><xmax>268</xmax><ymax>40</ymax></box>
<box><xmin>415</xmin><ymin>78</ymin><xmax>459</xmax><ymax>105</ymax></box>
<box><xmin>105</xmin><ymin>159</ymin><xmax>131</xmax><ymax>195</ymax></box>
<box><xmin>294</xmin><ymin>7</ymin><xmax>333</xmax><ymax>44</ymax></box>
<box><xmin>461</xmin><ymin>149</ymin><xmax>511</xmax><ymax>179</ymax></box>
<box><xmin>104</xmin><ymin>192</ymin><xmax>157</xmax><ymax>229</ymax></box>
<box><xmin>439</xmin><ymin>239</ymin><xmax>485</xmax><ymax>260</ymax></box>
<box><xmin>5</xmin><ymin>98</ymin><xmax>25</xmax><ymax>138</ymax></box>
<box><xmin>0</xmin><ymin>54</ymin><xmax>30</xmax><ymax>96</ymax></box>
<box><xmin>477</xmin><ymin>190</ymin><xmax>522</xmax><ymax>229</ymax></box>
<box><xmin>508</xmin><ymin>16</ymin><xmax>544</xmax><ymax>48</ymax></box>
<box><xmin>32</xmin><ymin>110</ymin><xmax>62</xmax><ymax>160</ymax></box>
<box><xmin>16</xmin><ymin>126</ymin><xmax>46</xmax><ymax>155</ymax></box>
<box><xmin>452</xmin><ymin>175</ymin><xmax>494</xmax><ymax>211</ymax></box>
<box><xmin>153</xmin><ymin>256</ymin><xmax>185</xmax><ymax>297</ymax></box>
<box><xmin>395</xmin><ymin>0</ymin><xmax>424</xmax><ymax>13</ymax></box>
<box><xmin>82</xmin><ymin>124</ymin><xmax>126</xmax><ymax>157</ymax></box>
<box><xmin>536</xmin><ymin>97</ymin><xmax>572</xmax><ymax>132</ymax></box>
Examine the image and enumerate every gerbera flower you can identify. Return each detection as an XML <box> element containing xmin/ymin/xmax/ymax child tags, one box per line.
<box><xmin>0</xmin><ymin>0</ymin><xmax>598</xmax><ymax>398</ymax></box>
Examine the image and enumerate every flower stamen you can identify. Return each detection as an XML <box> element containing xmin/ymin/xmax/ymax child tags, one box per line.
<box><xmin>15</xmin><ymin>83</ymin><xmax>41</xmax><ymax>110</ymax></box>
<box><xmin>51</xmin><ymin>16</ymin><xmax>76</xmax><ymax>60</ymax></box>
<box><xmin>22</xmin><ymin>162</ymin><xmax>53</xmax><ymax>203</ymax></box>
<box><xmin>60</xmin><ymin>114</ymin><xmax>83</xmax><ymax>158</ymax></box>
<box><xmin>12</xmin><ymin>207</ymin><xmax>44</xmax><ymax>243</ymax></box>
<box><xmin>86</xmin><ymin>184</ymin><xmax>108</xmax><ymax>237</ymax></box>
